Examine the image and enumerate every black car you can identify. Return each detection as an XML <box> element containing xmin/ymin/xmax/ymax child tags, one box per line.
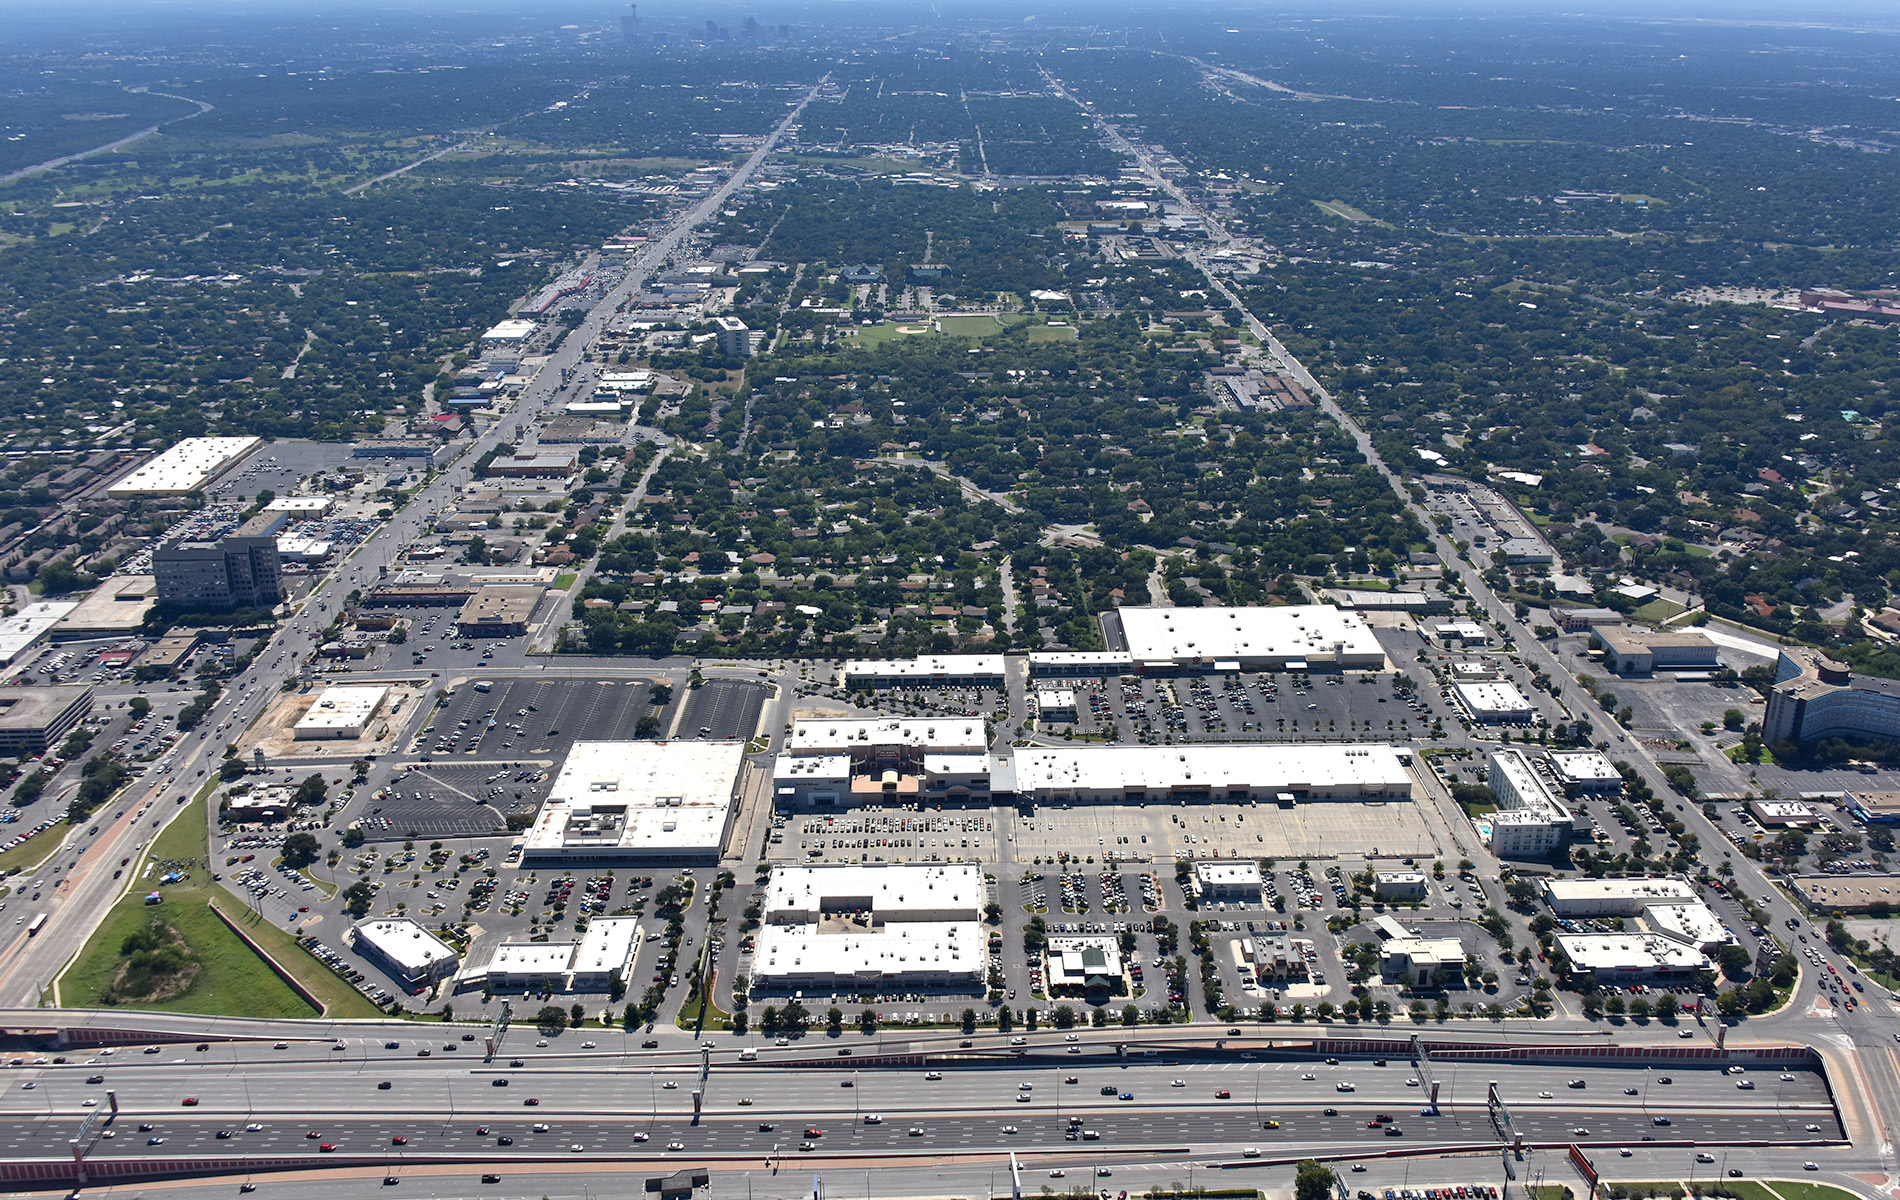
<box><xmin>642</xmin><ymin>1040</ymin><xmax>659</xmax><ymax>1049</ymax></box>
<box><xmin>482</xmin><ymin>1176</ymin><xmax>501</xmax><ymax>1184</ymax></box>
<box><xmin>378</xmin><ymin>1081</ymin><xmax>392</xmax><ymax>1090</ymax></box>
<box><xmin>492</xmin><ymin>1079</ymin><xmax>509</xmax><ymax>1087</ymax></box>
<box><xmin>497</xmin><ymin>1136</ymin><xmax>514</xmax><ymax>1146</ymax></box>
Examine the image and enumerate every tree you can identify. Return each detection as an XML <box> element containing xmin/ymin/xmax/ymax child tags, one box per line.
<box><xmin>341</xmin><ymin>826</ymin><xmax>366</xmax><ymax>848</ymax></box>
<box><xmin>1295</xmin><ymin>1160</ymin><xmax>1337</xmax><ymax>1200</ymax></box>
<box><xmin>341</xmin><ymin>881</ymin><xmax>375</xmax><ymax>918</ymax></box>
<box><xmin>127</xmin><ymin>696</ymin><xmax>150</xmax><ymax>716</ymax></box>
<box><xmin>1655</xmin><ymin>992</ymin><xmax>1680</xmax><ymax>1020</ymax></box>
<box><xmin>962</xmin><ymin>1008</ymin><xmax>979</xmax><ymax>1035</ymax></box>
<box><xmin>294</xmin><ymin>774</ymin><xmax>328</xmax><ymax>807</ymax></box>
<box><xmin>858</xmin><ymin>1009</ymin><xmax>877</xmax><ymax>1035</ymax></box>
<box><xmin>536</xmin><ymin>1005</ymin><xmax>569</xmax><ymax>1035</ymax></box>
<box><xmin>1051</xmin><ymin>1005</ymin><xmax>1076</xmax><ymax>1029</ymax></box>
<box><xmin>280</xmin><ymin>832</ymin><xmax>320</xmax><ymax>869</ymax></box>
<box><xmin>997</xmin><ymin>1006</ymin><xmax>1014</xmax><ymax>1033</ymax></box>
<box><xmin>826</xmin><ymin>1006</ymin><xmax>844</xmax><ymax>1034</ymax></box>
<box><xmin>218</xmin><ymin>757</ymin><xmax>247</xmax><ymax>782</ymax></box>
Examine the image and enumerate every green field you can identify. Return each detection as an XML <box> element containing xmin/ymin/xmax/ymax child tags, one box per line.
<box><xmin>1027</xmin><ymin>323</ymin><xmax>1078</xmax><ymax>342</ymax></box>
<box><xmin>61</xmin><ymin>795</ymin><xmax>379</xmax><ymax>1018</ymax></box>
<box><xmin>839</xmin><ymin>322</ymin><xmax>935</xmax><ymax>349</ymax></box>
<box><xmin>937</xmin><ymin>314</ymin><xmax>1010</xmax><ymax>337</ymax></box>
<box><xmin>1767</xmin><ymin>1182</ymin><xmax>1864</xmax><ymax>1200</ymax></box>
<box><xmin>1634</xmin><ymin>598</ymin><xmax>1688</xmax><ymax>622</ymax></box>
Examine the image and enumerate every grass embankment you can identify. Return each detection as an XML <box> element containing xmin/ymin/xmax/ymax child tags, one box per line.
<box><xmin>0</xmin><ymin>819</ymin><xmax>69</xmax><ymax>875</ymax></box>
<box><xmin>62</xmin><ymin>795</ymin><xmax>379</xmax><ymax>1018</ymax></box>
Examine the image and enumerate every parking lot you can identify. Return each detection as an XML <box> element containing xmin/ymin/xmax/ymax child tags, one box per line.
<box><xmin>677</xmin><ymin>679</ymin><xmax>769</xmax><ymax>741</ymax></box>
<box><xmin>1041</xmin><ymin>670</ymin><xmax>1444</xmax><ymax>746</ymax></box>
<box><xmin>1008</xmin><ymin>796</ymin><xmax>1444</xmax><ymax>863</ymax></box>
<box><xmin>207</xmin><ymin>439</ymin><xmax>365</xmax><ymax>502</ymax></box>
<box><xmin>423</xmin><ymin>677</ymin><xmax>671</xmax><ymax>759</ymax></box>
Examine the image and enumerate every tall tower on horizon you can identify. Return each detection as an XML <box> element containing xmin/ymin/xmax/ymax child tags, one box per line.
<box><xmin>620</xmin><ymin>3</ymin><xmax>641</xmax><ymax>45</ymax></box>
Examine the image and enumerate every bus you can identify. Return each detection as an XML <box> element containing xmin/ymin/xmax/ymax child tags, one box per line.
<box><xmin>25</xmin><ymin>914</ymin><xmax>46</xmax><ymax>937</ymax></box>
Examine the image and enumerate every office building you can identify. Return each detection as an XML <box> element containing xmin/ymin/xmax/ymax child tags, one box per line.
<box><xmin>1591</xmin><ymin>626</ymin><xmax>1721</xmax><ymax>676</ymax></box>
<box><xmin>1373</xmin><ymin>871</ymin><xmax>1430</xmax><ymax>902</ymax></box>
<box><xmin>1540</xmin><ymin>877</ymin><xmax>1699</xmax><ymax>916</ymax></box>
<box><xmin>1545</xmin><ymin>751</ymin><xmax>1622</xmax><ymax>795</ymax></box>
<box><xmin>457</xmin><ymin>586</ymin><xmax>541</xmax><ymax>638</ymax></box>
<box><xmin>1766</xmin><ymin>649</ymin><xmax>1900</xmax><ymax>747</ymax></box>
<box><xmin>465</xmin><ymin>916</ymin><xmax>642</xmax><ymax>994</ymax></box>
<box><xmin>713</xmin><ymin>315</ymin><xmax>755</xmax><ymax>358</ymax></box>
<box><xmin>0</xmin><ymin>685</ymin><xmax>93</xmax><ymax>756</ymax></box>
<box><xmin>1554</xmin><ymin>933</ymin><xmax>1708</xmax><ymax>982</ymax></box>
<box><xmin>1484</xmin><ymin>748</ymin><xmax>1573</xmax><ymax>860</ymax></box>
<box><xmin>1454</xmin><ymin>680</ymin><xmax>1535</xmax><ymax>722</ymax></box>
<box><xmin>153</xmin><ymin>512</ymin><xmax>287</xmax><ymax>610</ymax></box>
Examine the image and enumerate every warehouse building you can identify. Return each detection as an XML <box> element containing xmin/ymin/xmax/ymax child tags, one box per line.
<box><xmin>993</xmin><ymin>743</ymin><xmax>1412</xmax><ymax>805</ymax></box>
<box><xmin>0</xmin><ymin>685</ymin><xmax>93</xmax><ymax>756</ymax></box>
<box><xmin>1766</xmin><ymin>649</ymin><xmax>1900</xmax><ymax>747</ymax></box>
<box><xmin>1484</xmin><ymin>748</ymin><xmax>1573</xmax><ymax>860</ymax></box>
<box><xmin>457</xmin><ymin>585</ymin><xmax>542</xmax><ymax>638</ymax></box>
<box><xmin>520</xmin><ymin>741</ymin><xmax>744</xmax><ymax>865</ymax></box>
<box><xmin>1790</xmin><ymin>874</ymin><xmax>1900</xmax><ymax>913</ymax></box>
<box><xmin>1592</xmin><ymin>626</ymin><xmax>1721</xmax><ymax>676</ymax></box>
<box><xmin>1749</xmin><ymin>799</ymin><xmax>1820</xmax><ymax>828</ymax></box>
<box><xmin>293</xmin><ymin>685</ymin><xmax>389</xmax><ymax>741</ymax></box>
<box><xmin>352</xmin><ymin>917</ymin><xmax>460</xmax><ymax>990</ymax></box>
<box><xmin>841</xmin><ymin>654</ymin><xmax>1006</xmax><ymax>689</ymax></box>
<box><xmin>1846</xmin><ymin>791</ymin><xmax>1900</xmax><ymax>825</ymax></box>
<box><xmin>55</xmin><ymin>577</ymin><xmax>158</xmax><ymax>640</ymax></box>
<box><xmin>153</xmin><ymin>512</ymin><xmax>287</xmax><ymax>611</ymax></box>
<box><xmin>107</xmin><ymin>436</ymin><xmax>261</xmax><ymax>498</ymax></box>
<box><xmin>1101</xmin><ymin>604</ymin><xmax>1387</xmax><ymax>673</ymax></box>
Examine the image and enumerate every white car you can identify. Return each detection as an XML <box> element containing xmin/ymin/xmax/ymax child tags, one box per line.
<box><xmin>633</xmin><ymin>1132</ymin><xmax>650</xmax><ymax>1143</ymax></box>
<box><xmin>1002</xmin><ymin>1126</ymin><xmax>1017</xmax><ymax>1134</ymax></box>
<box><xmin>1804</xmin><ymin>1163</ymin><xmax>1819</xmax><ymax>1172</ymax></box>
<box><xmin>864</xmin><ymin>1115</ymin><xmax>881</xmax><ymax>1124</ymax></box>
<box><xmin>667</xmin><ymin>1142</ymin><xmax>685</xmax><ymax>1152</ymax></box>
<box><xmin>663</xmin><ymin>1082</ymin><xmax>678</xmax><ymax>1090</ymax></box>
<box><xmin>1170</xmin><ymin>1079</ymin><xmax>1186</xmax><ymax>1088</ymax></box>
<box><xmin>1050</xmin><ymin>1170</ymin><xmax>1066</xmax><ymax>1178</ymax></box>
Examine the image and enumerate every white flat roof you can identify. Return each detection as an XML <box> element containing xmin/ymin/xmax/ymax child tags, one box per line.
<box><xmin>1113</xmin><ymin>604</ymin><xmax>1385</xmax><ymax>667</ymax></box>
<box><xmin>1642</xmin><ymin>902</ymin><xmax>1729</xmax><ymax>951</ymax></box>
<box><xmin>294</xmin><ymin>685</ymin><xmax>388</xmax><ymax>734</ymax></box>
<box><xmin>1037</xmin><ymin>689</ymin><xmax>1077</xmax><ymax>709</ymax></box>
<box><xmin>1195</xmin><ymin>862</ymin><xmax>1262</xmax><ymax>885</ymax></box>
<box><xmin>1547</xmin><ymin>751</ymin><xmax>1620</xmax><ymax>784</ymax></box>
<box><xmin>1754</xmin><ymin>800</ymin><xmax>1817</xmax><ymax>819</ymax></box>
<box><xmin>765</xmin><ymin>863</ymin><xmax>983</xmax><ymax>922</ymax></box>
<box><xmin>843</xmin><ymin>654</ymin><xmax>1007</xmax><ymax>680</ymax></box>
<box><xmin>1385</xmin><ymin>936</ymin><xmax>1465</xmax><ymax>966</ymax></box>
<box><xmin>1544</xmin><ymin>878</ymin><xmax>1698</xmax><ymax>905</ymax></box>
<box><xmin>993</xmin><ymin>743</ymin><xmax>1411</xmax><ymax>797</ymax></box>
<box><xmin>573</xmin><ymin>916</ymin><xmax>642</xmax><ymax>977</ymax></box>
<box><xmin>787</xmin><ymin>717</ymin><xmax>988</xmax><ymax>755</ymax></box>
<box><xmin>487</xmin><ymin>943</ymin><xmax>576</xmax><ymax>976</ymax></box>
<box><xmin>483</xmin><ymin>319</ymin><xmax>538</xmax><ymax>340</ymax></box>
<box><xmin>0</xmin><ymin>601</ymin><xmax>78</xmax><ymax>665</ymax></box>
<box><xmin>524</xmin><ymin>741</ymin><xmax>744</xmax><ymax>857</ymax></box>
<box><xmin>774</xmin><ymin>753</ymin><xmax>851</xmax><ymax>782</ymax></box>
<box><xmin>1555</xmin><ymin>932</ymin><xmax>1709</xmax><ymax>974</ymax></box>
<box><xmin>354</xmin><ymin>917</ymin><xmax>458</xmax><ymax>974</ymax></box>
<box><xmin>107</xmin><ymin>436</ymin><xmax>262</xmax><ymax>497</ymax></box>
<box><xmin>1455</xmin><ymin>680</ymin><xmax>1533</xmax><ymax>715</ymax></box>
<box><xmin>264</xmin><ymin>496</ymin><xmax>335</xmax><ymax>514</ymax></box>
<box><xmin>752</xmin><ymin>920</ymin><xmax>983</xmax><ymax>983</ymax></box>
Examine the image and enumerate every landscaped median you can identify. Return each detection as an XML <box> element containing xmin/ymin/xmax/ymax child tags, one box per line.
<box><xmin>57</xmin><ymin>793</ymin><xmax>380</xmax><ymax>1018</ymax></box>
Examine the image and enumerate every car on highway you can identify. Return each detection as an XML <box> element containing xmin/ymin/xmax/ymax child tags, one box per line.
<box><xmin>318</xmin><ymin>1143</ymin><xmax>336</xmax><ymax>1153</ymax></box>
<box><xmin>925</xmin><ymin>1072</ymin><xmax>941</xmax><ymax>1081</ymax></box>
<box><xmin>1336</xmin><ymin>1082</ymin><xmax>1355</xmax><ymax>1092</ymax></box>
<box><xmin>392</xmin><ymin>1136</ymin><xmax>407</xmax><ymax>1146</ymax></box>
<box><xmin>1323</xmin><ymin>1109</ymin><xmax>1339</xmax><ymax>1117</ymax></box>
<box><xmin>482</xmin><ymin>1176</ymin><xmax>501</xmax><ymax>1185</ymax></box>
<box><xmin>1652</xmin><ymin>1117</ymin><xmax>1671</xmax><ymax>1126</ymax></box>
<box><xmin>910</xmin><ymin>1127</ymin><xmax>925</xmax><ymax>1137</ymax></box>
<box><xmin>1002</xmin><ymin>1126</ymin><xmax>1018</xmax><ymax>1134</ymax></box>
<box><xmin>1623</xmin><ymin>1088</ymin><xmax>1638</xmax><ymax>1096</ymax></box>
<box><xmin>378</xmin><ymin>1081</ymin><xmax>392</xmax><ymax>1090</ymax></box>
<box><xmin>1804</xmin><ymin>1164</ymin><xmax>1819</xmax><ymax>1171</ymax></box>
<box><xmin>1171</xmin><ymin>1079</ymin><xmax>1185</xmax><ymax>1088</ymax></box>
<box><xmin>523</xmin><ymin>1098</ymin><xmax>540</xmax><ymax>1106</ymax></box>
<box><xmin>1215</xmin><ymin>1090</ymin><xmax>1231</xmax><ymax>1099</ymax></box>
<box><xmin>1119</xmin><ymin>1091</ymin><xmax>1134</xmax><ymax>1101</ymax></box>
<box><xmin>147</xmin><ymin>1137</ymin><xmax>165</xmax><ymax>1146</ymax></box>
<box><xmin>496</xmin><ymin>1136</ymin><xmax>513</xmax><ymax>1146</ymax></box>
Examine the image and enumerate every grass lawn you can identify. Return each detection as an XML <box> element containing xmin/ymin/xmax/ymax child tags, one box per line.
<box><xmin>61</xmin><ymin>795</ymin><xmax>379</xmax><ymax>1018</ymax></box>
<box><xmin>0</xmin><ymin>819</ymin><xmax>68</xmax><ymax>876</ymax></box>
<box><xmin>1769</xmin><ymin>1182</ymin><xmax>1862</xmax><ymax>1200</ymax></box>
<box><xmin>552</xmin><ymin>572</ymin><xmax>578</xmax><ymax>590</ymax></box>
<box><xmin>838</xmin><ymin>322</ymin><xmax>934</xmax><ymax>350</ymax></box>
<box><xmin>1027</xmin><ymin>323</ymin><xmax>1078</xmax><ymax>342</ymax></box>
<box><xmin>1633</xmin><ymin>598</ymin><xmax>1688</xmax><ymax>622</ymax></box>
<box><xmin>937</xmin><ymin>314</ymin><xmax>1011</xmax><ymax>337</ymax></box>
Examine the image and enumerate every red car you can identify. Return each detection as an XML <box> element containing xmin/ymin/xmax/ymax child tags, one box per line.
<box><xmin>804</xmin><ymin>1127</ymin><xmax>823</xmax><ymax>1138</ymax></box>
<box><xmin>306</xmin><ymin>1131</ymin><xmax>322</xmax><ymax>1139</ymax></box>
<box><xmin>181</xmin><ymin>1098</ymin><xmax>199</xmax><ymax>1107</ymax></box>
<box><xmin>476</xmin><ymin>1126</ymin><xmax>489</xmax><ymax>1136</ymax></box>
<box><xmin>523</xmin><ymin>1098</ymin><xmax>540</xmax><ymax>1106</ymax></box>
<box><xmin>392</xmin><ymin>1136</ymin><xmax>407</xmax><ymax>1146</ymax></box>
<box><xmin>1215</xmin><ymin>1091</ymin><xmax>1231</xmax><ymax>1100</ymax></box>
<box><xmin>319</xmin><ymin>1143</ymin><xmax>337</xmax><ymax>1153</ymax></box>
